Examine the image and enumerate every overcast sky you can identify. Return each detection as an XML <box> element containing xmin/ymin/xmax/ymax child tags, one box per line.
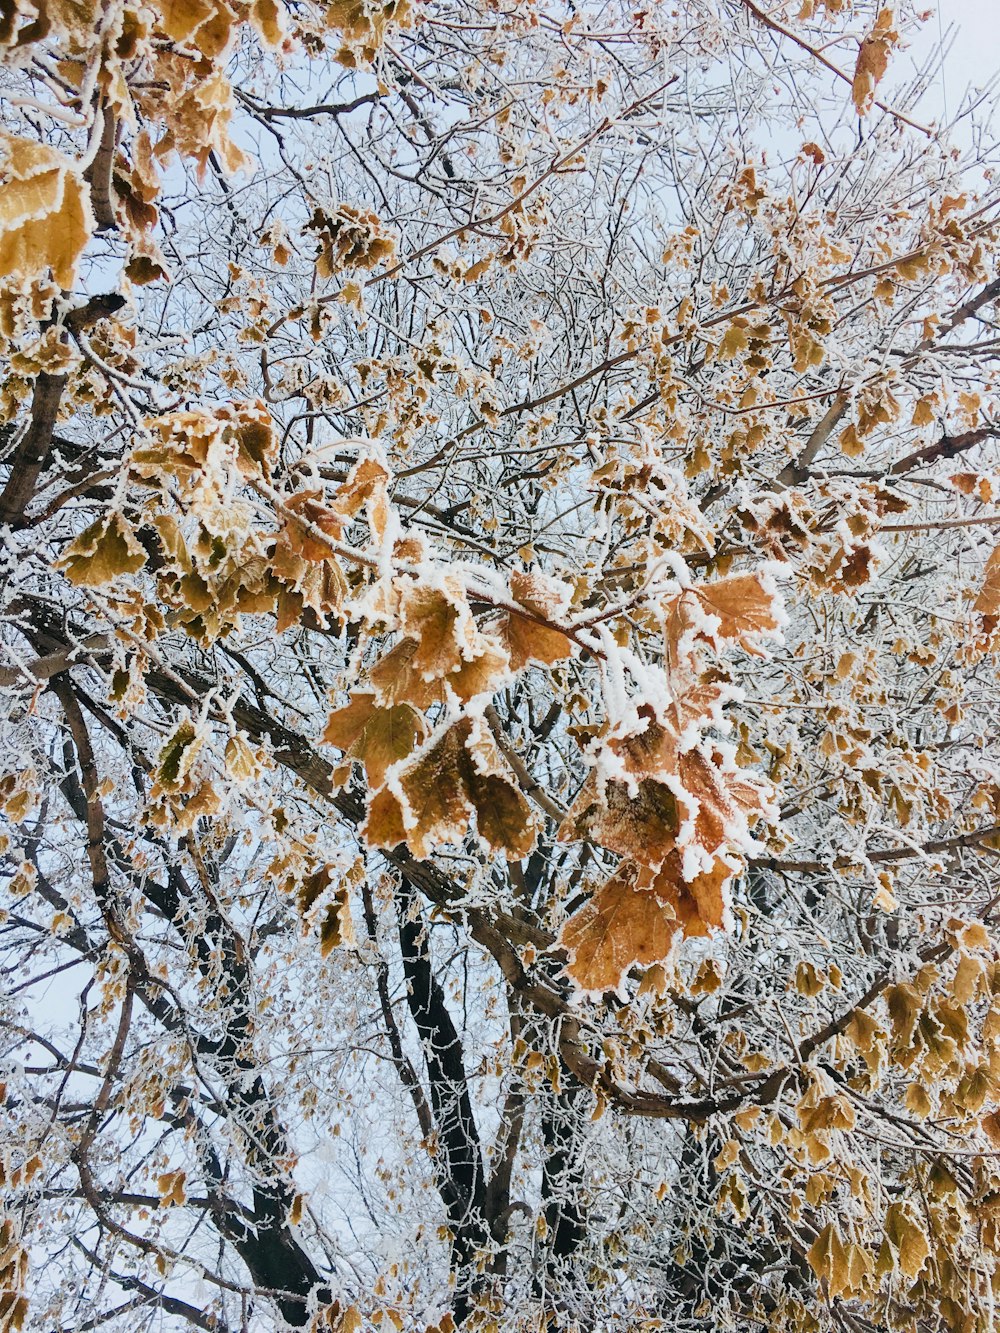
<box><xmin>909</xmin><ymin>1</ymin><xmax>999</xmax><ymax>123</ymax></box>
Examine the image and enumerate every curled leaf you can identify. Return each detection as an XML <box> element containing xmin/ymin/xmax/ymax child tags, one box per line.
<box><xmin>59</xmin><ymin>513</ymin><xmax>147</xmax><ymax>586</ymax></box>
<box><xmin>0</xmin><ymin>134</ymin><xmax>93</xmax><ymax>290</ymax></box>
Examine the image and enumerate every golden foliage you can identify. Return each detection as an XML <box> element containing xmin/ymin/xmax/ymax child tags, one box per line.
<box><xmin>851</xmin><ymin>8</ymin><xmax>899</xmax><ymax>116</ymax></box>
<box><xmin>0</xmin><ymin>135</ymin><xmax>92</xmax><ymax>289</ymax></box>
<box><xmin>59</xmin><ymin>513</ymin><xmax>147</xmax><ymax>586</ymax></box>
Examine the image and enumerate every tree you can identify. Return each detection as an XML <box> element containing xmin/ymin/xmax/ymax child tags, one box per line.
<box><xmin>2</xmin><ymin>0</ymin><xmax>1000</xmax><ymax>1328</ymax></box>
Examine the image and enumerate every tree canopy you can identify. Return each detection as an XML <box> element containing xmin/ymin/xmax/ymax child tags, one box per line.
<box><xmin>3</xmin><ymin>1</ymin><xmax>1000</xmax><ymax>1330</ymax></box>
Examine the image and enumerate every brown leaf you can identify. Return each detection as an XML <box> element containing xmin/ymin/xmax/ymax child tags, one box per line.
<box><xmin>399</xmin><ymin>584</ymin><xmax>471</xmax><ymax>679</ymax></box>
<box><xmin>606</xmin><ymin>705</ymin><xmax>682</xmax><ymax>782</ymax></box>
<box><xmin>369</xmin><ymin>637</ymin><xmax>447</xmax><ymax>710</ymax></box>
<box><xmin>637</xmin><ymin>851</ymin><xmax>733</xmax><ymax>938</ymax></box>
<box><xmin>808</xmin><ymin>1222</ymin><xmax>871</xmax><ymax>1299</ymax></box>
<box><xmin>975</xmin><ymin>548</ymin><xmax>1000</xmax><ymax>616</ymax></box>
<box><xmin>496</xmin><ymin>607</ymin><xmax>572</xmax><ymax>672</ymax></box>
<box><xmin>322</xmin><ymin>692</ymin><xmax>427</xmax><ymax>789</ymax></box>
<box><xmin>852</xmin><ymin>8</ymin><xmax>898</xmax><ymax>116</ymax></box>
<box><xmin>157</xmin><ymin>1170</ymin><xmax>187</xmax><ymax>1207</ymax></box>
<box><xmin>982</xmin><ymin>1109</ymin><xmax>1000</xmax><ymax>1147</ymax></box>
<box><xmin>693</xmin><ymin>572</ymin><xmax>783</xmax><ymax>649</ymax></box>
<box><xmin>249</xmin><ymin>0</ymin><xmax>284</xmax><ymax>45</ymax></box>
<box><xmin>280</xmin><ymin>490</ymin><xmax>343</xmax><ymax>562</ymax></box>
<box><xmin>363</xmin><ymin>718</ymin><xmax>534</xmax><ymax>859</ymax></box>
<box><xmin>59</xmin><ymin>513</ymin><xmax>147</xmax><ymax>586</ymax></box>
<box><xmin>362</xmin><ymin>785</ymin><xmax>408</xmax><ymax>849</ymax></box>
<box><xmin>374</xmin><ymin>583</ymin><xmax>510</xmax><ymax>705</ymax></box>
<box><xmin>332</xmin><ymin>456</ymin><xmax>390</xmax><ymax>525</ymax></box>
<box><xmin>447</xmin><ymin>638</ymin><xmax>512</xmax><ymax>703</ymax></box>
<box><xmin>883</xmin><ymin>1202</ymin><xmax>930</xmax><ymax>1279</ymax></box>
<box><xmin>676</xmin><ymin>748</ymin><xmax>734</xmax><ymax>858</ymax></box>
<box><xmin>320</xmin><ymin>888</ymin><xmax>353</xmax><ymax>956</ymax></box>
<box><xmin>561</xmin><ymin>863</ymin><xmax>679</xmax><ymax>993</ymax></box>
<box><xmin>557</xmin><ymin>771</ymin><xmax>682</xmax><ymax>869</ymax></box>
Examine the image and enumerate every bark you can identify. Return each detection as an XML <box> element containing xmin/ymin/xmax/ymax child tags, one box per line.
<box><xmin>397</xmin><ymin>879</ymin><xmax>489</xmax><ymax>1322</ymax></box>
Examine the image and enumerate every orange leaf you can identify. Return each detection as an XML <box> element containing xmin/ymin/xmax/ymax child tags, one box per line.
<box><xmin>975</xmin><ymin>548</ymin><xmax>1000</xmax><ymax>616</ymax></box>
<box><xmin>694</xmin><ymin>572</ymin><xmax>783</xmax><ymax>649</ymax></box>
<box><xmin>638</xmin><ymin>850</ymin><xmax>734</xmax><ymax>939</ymax></box>
<box><xmin>323</xmin><ymin>692</ymin><xmax>427</xmax><ymax>789</ymax></box>
<box><xmin>561</xmin><ymin>863</ymin><xmax>679</xmax><ymax>993</ymax></box>
<box><xmin>851</xmin><ymin>8</ymin><xmax>898</xmax><ymax>116</ymax></box>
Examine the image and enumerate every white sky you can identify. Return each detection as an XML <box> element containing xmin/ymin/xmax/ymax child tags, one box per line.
<box><xmin>910</xmin><ymin>1</ymin><xmax>999</xmax><ymax>121</ymax></box>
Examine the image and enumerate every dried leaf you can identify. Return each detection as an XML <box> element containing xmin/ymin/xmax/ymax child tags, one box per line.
<box><xmin>322</xmin><ymin>692</ymin><xmax>427</xmax><ymax>788</ymax></box>
<box><xmin>59</xmin><ymin>513</ymin><xmax>147</xmax><ymax>586</ymax></box>
<box><xmin>975</xmin><ymin>548</ymin><xmax>1000</xmax><ymax>616</ymax></box>
<box><xmin>496</xmin><ymin>569</ymin><xmax>573</xmax><ymax>670</ymax></box>
<box><xmin>557</xmin><ymin>771</ymin><xmax>681</xmax><ymax>869</ymax></box>
<box><xmin>157</xmin><ymin>1170</ymin><xmax>187</xmax><ymax>1207</ymax></box>
<box><xmin>320</xmin><ymin>888</ymin><xmax>353</xmax><ymax>955</ymax></box>
<box><xmin>561</xmin><ymin>864</ymin><xmax>678</xmax><ymax>994</ymax></box>
<box><xmin>852</xmin><ymin>8</ymin><xmax>898</xmax><ymax>116</ymax></box>
<box><xmin>363</xmin><ymin>718</ymin><xmax>534</xmax><ymax>859</ymax></box>
<box><xmin>808</xmin><ymin>1222</ymin><xmax>871</xmax><ymax>1299</ymax></box>
<box><xmin>0</xmin><ymin>135</ymin><xmax>93</xmax><ymax>289</ymax></box>
<box><xmin>883</xmin><ymin>1202</ymin><xmax>930</xmax><ymax>1279</ymax></box>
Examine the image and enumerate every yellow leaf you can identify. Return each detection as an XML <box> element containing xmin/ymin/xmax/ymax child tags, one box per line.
<box><xmin>157</xmin><ymin>1171</ymin><xmax>187</xmax><ymax>1207</ymax></box>
<box><xmin>851</xmin><ymin>8</ymin><xmax>898</xmax><ymax>116</ymax></box>
<box><xmin>0</xmin><ymin>134</ymin><xmax>93</xmax><ymax>289</ymax></box>
<box><xmin>59</xmin><ymin>513</ymin><xmax>147</xmax><ymax>586</ymax></box>
<box><xmin>883</xmin><ymin>1202</ymin><xmax>930</xmax><ymax>1279</ymax></box>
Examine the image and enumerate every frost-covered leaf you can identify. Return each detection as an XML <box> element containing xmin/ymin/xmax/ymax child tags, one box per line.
<box><xmin>0</xmin><ymin>135</ymin><xmax>93</xmax><ymax>289</ymax></box>
<box><xmin>59</xmin><ymin>513</ymin><xmax>147</xmax><ymax>586</ymax></box>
